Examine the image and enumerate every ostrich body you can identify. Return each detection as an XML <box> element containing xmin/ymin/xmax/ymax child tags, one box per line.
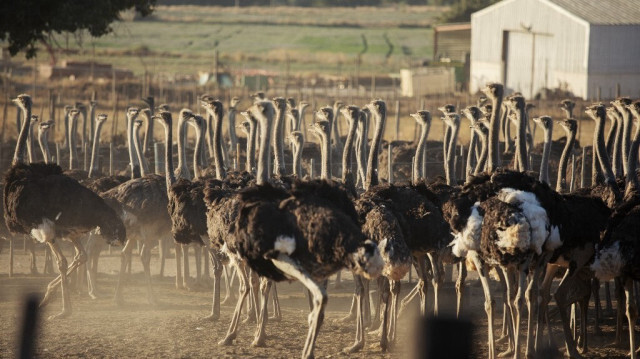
<box><xmin>4</xmin><ymin>94</ymin><xmax>126</xmax><ymax>319</ymax></box>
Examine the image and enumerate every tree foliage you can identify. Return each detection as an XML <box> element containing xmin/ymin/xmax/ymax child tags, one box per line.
<box><xmin>0</xmin><ymin>0</ymin><xmax>156</xmax><ymax>58</ymax></box>
<box><xmin>438</xmin><ymin>0</ymin><xmax>499</xmax><ymax>23</ymax></box>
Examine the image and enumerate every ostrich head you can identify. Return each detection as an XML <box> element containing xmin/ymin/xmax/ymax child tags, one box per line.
<box><xmin>89</xmin><ymin>100</ymin><xmax>97</xmax><ymax>108</ymax></box>
<box><xmin>606</xmin><ymin>106</ymin><xmax>621</xmax><ymax>122</ymax></box>
<box><xmin>585</xmin><ymin>104</ymin><xmax>606</xmax><ymax>121</ymax></box>
<box><xmin>627</xmin><ymin>100</ymin><xmax>640</xmax><ymax>120</ymax></box>
<box><xmin>200</xmin><ymin>97</ymin><xmax>223</xmax><ymax>119</ymax></box>
<box><xmin>333</xmin><ymin>100</ymin><xmax>344</xmax><ymax>111</ymax></box>
<box><xmin>272</xmin><ymin>97</ymin><xmax>287</xmax><ymax>112</ymax></box>
<box><xmin>96</xmin><ymin>114</ymin><xmax>108</xmax><ymax>125</ymax></box>
<box><xmin>349</xmin><ymin>240</ymin><xmax>384</xmax><ymax>280</ymax></box>
<box><xmin>39</xmin><ymin>120</ymin><xmax>54</xmax><ymax>131</ymax></box>
<box><xmin>12</xmin><ymin>94</ymin><xmax>32</xmax><ymax>110</ymax></box>
<box><xmin>238</xmin><ymin>118</ymin><xmax>252</xmax><ymax>137</ymax></box>
<box><xmin>252</xmin><ymin>91</ymin><xmax>266</xmax><ymax>101</ymax></box>
<box><xmin>287</xmin><ymin>130</ymin><xmax>304</xmax><ymax>149</ymax></box>
<box><xmin>533</xmin><ymin>116</ymin><xmax>553</xmax><ymax>131</ymax></box>
<box><xmin>230</xmin><ymin>96</ymin><xmax>240</xmax><ymax>109</ymax></box>
<box><xmin>126</xmin><ymin>107</ymin><xmax>140</xmax><ymax>120</ymax></box>
<box><xmin>69</xmin><ymin>108</ymin><xmax>80</xmax><ymax>120</ymax></box>
<box><xmin>340</xmin><ymin>105</ymin><xmax>360</xmax><ymax>125</ymax></box>
<box><xmin>477</xmin><ymin>95</ymin><xmax>487</xmax><ymax>107</ymax></box>
<box><xmin>75</xmin><ymin>102</ymin><xmax>86</xmax><ymax>111</ymax></box>
<box><xmin>310</xmin><ymin>119</ymin><xmax>331</xmax><ymax>141</ymax></box>
<box><xmin>30</xmin><ymin>115</ymin><xmax>39</xmax><ymax>124</ymax></box>
<box><xmin>298</xmin><ymin>101</ymin><xmax>310</xmax><ymax>111</ymax></box>
<box><xmin>152</xmin><ymin>110</ymin><xmax>172</xmax><ymax>129</ymax></box>
<box><xmin>442</xmin><ymin>112</ymin><xmax>460</xmax><ymax>129</ymax></box>
<box><xmin>286</xmin><ymin>97</ymin><xmax>296</xmax><ymax>109</ymax></box>
<box><xmin>133</xmin><ymin>119</ymin><xmax>144</xmax><ymax>131</ymax></box>
<box><xmin>190</xmin><ymin>113</ymin><xmax>205</xmax><ymax>131</ymax></box>
<box><xmin>411</xmin><ymin>110</ymin><xmax>431</xmax><ymax>127</ymax></box>
<box><xmin>178</xmin><ymin>108</ymin><xmax>194</xmax><ymax>124</ymax></box>
<box><xmin>472</xmin><ymin>120</ymin><xmax>490</xmax><ymax>138</ymax></box>
<box><xmin>141</xmin><ymin>96</ymin><xmax>154</xmax><ymax>108</ymax></box>
<box><xmin>63</xmin><ymin>104</ymin><xmax>73</xmax><ymax>113</ymax></box>
<box><xmin>462</xmin><ymin>106</ymin><xmax>481</xmax><ymax>125</ymax></box>
<box><xmin>249</xmin><ymin>100</ymin><xmax>276</xmax><ymax>124</ymax></box>
<box><xmin>481</xmin><ymin>83</ymin><xmax>504</xmax><ymax>100</ymax></box>
<box><xmin>157</xmin><ymin>104</ymin><xmax>170</xmax><ymax>112</ymax></box>
<box><xmin>506</xmin><ymin>94</ymin><xmax>525</xmax><ymax>113</ymax></box>
<box><xmin>287</xmin><ymin>108</ymin><xmax>300</xmax><ymax>123</ymax></box>
<box><xmin>366</xmin><ymin>99</ymin><xmax>386</xmax><ymax>119</ymax></box>
<box><xmin>480</xmin><ymin>104</ymin><xmax>493</xmax><ymax>117</ymax></box>
<box><xmin>316</xmin><ymin>106</ymin><xmax>334</xmax><ymax>125</ymax></box>
<box><xmin>140</xmin><ymin>108</ymin><xmax>151</xmax><ymax>121</ymax></box>
<box><xmin>611</xmin><ymin>97</ymin><xmax>632</xmax><ymax>113</ymax></box>
<box><xmin>559</xmin><ymin>119</ymin><xmax>577</xmax><ymax>135</ymax></box>
<box><xmin>559</xmin><ymin>99</ymin><xmax>575</xmax><ymax>117</ymax></box>
<box><xmin>438</xmin><ymin>104</ymin><xmax>455</xmax><ymax>115</ymax></box>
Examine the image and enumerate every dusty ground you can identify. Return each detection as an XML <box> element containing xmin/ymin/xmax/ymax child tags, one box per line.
<box><xmin>0</xmin><ymin>240</ymin><xmax>635</xmax><ymax>358</ymax></box>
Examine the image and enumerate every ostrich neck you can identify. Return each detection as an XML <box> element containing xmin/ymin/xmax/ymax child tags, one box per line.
<box><xmin>13</xmin><ymin>106</ymin><xmax>31</xmax><ymax>165</ymax></box>
<box><xmin>27</xmin><ymin>120</ymin><xmax>35</xmax><ymax>163</ymax></box>
<box><xmin>605</xmin><ymin>117</ymin><xmax>618</xmax><ymax>157</ymax></box>
<box><xmin>63</xmin><ymin>109</ymin><xmax>70</xmax><ymax>149</ymax></box>
<box><xmin>445</xmin><ymin>123</ymin><xmax>459</xmax><ymax>186</ymax></box>
<box><xmin>413</xmin><ymin>123</ymin><xmax>428</xmax><ymax>184</ymax></box>
<box><xmin>516</xmin><ymin>107</ymin><xmax>529</xmax><ymax>171</ymax></box>
<box><xmin>162</xmin><ymin>120</ymin><xmax>176</xmax><ymax>192</ymax></box>
<box><xmin>556</xmin><ymin>128</ymin><xmax>575</xmax><ymax>192</ymax></box>
<box><xmin>38</xmin><ymin>127</ymin><xmax>51</xmax><ymax>164</ymax></box>
<box><xmin>126</xmin><ymin>115</ymin><xmax>140</xmax><ymax>178</ymax></box>
<box><xmin>246</xmin><ymin>121</ymin><xmax>257</xmax><ymax>173</ymax></box>
<box><xmin>319</xmin><ymin>130</ymin><xmax>331</xmax><ymax>180</ymax></box>
<box><xmin>466</xmin><ymin>128</ymin><xmax>477</xmax><ymax>181</ymax></box>
<box><xmin>89</xmin><ymin>103</ymin><xmax>96</xmax><ymax>146</ymax></box>
<box><xmin>190</xmin><ymin>121</ymin><xmax>204</xmax><ymax>180</ymax></box>
<box><xmin>272</xmin><ymin>107</ymin><xmax>286</xmax><ymax>176</ymax></box>
<box><xmin>293</xmin><ymin>141</ymin><xmax>303</xmax><ymax>178</ymax></box>
<box><xmin>143</xmin><ymin>106</ymin><xmax>154</xmax><ymax>156</ymax></box>
<box><xmin>256</xmin><ymin>114</ymin><xmax>273</xmax><ymax>186</ymax></box>
<box><xmin>621</xmin><ymin>108</ymin><xmax>633</xmax><ymax>177</ymax></box>
<box><xmin>365</xmin><ymin>111</ymin><xmax>385</xmax><ymax>190</ymax></box>
<box><xmin>88</xmin><ymin>121</ymin><xmax>105</xmax><ymax>178</ymax></box>
<box><xmin>133</xmin><ymin>125</ymin><xmax>149</xmax><ymax>177</ymax></box>
<box><xmin>443</xmin><ymin>126</ymin><xmax>451</xmax><ymax>163</ymax></box>
<box><xmin>69</xmin><ymin>114</ymin><xmax>80</xmax><ymax>169</ymax></box>
<box><xmin>612</xmin><ymin>115</ymin><xmax>623</xmax><ymax>177</ymax></box>
<box><xmin>539</xmin><ymin>125</ymin><xmax>553</xmax><ymax>185</ymax></box>
<box><xmin>341</xmin><ymin>118</ymin><xmax>358</xmax><ymax>186</ymax></box>
<box><xmin>626</xmin><ymin>121</ymin><xmax>640</xmax><ymax>194</ymax></box>
<box><xmin>177</xmin><ymin>116</ymin><xmax>190</xmax><ymax>179</ymax></box>
<box><xmin>474</xmin><ymin>133</ymin><xmax>488</xmax><ymax>175</ymax></box>
<box><xmin>594</xmin><ymin>115</ymin><xmax>617</xmax><ymax>191</ymax></box>
<box><xmin>228</xmin><ymin>107</ymin><xmax>237</xmax><ymax>150</ymax></box>
<box><xmin>487</xmin><ymin>95</ymin><xmax>503</xmax><ymax>172</ymax></box>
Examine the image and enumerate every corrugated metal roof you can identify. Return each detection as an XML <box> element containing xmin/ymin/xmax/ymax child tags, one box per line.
<box><xmin>547</xmin><ymin>0</ymin><xmax>640</xmax><ymax>25</ymax></box>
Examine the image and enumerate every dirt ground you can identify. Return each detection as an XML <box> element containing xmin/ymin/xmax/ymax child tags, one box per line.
<box><xmin>0</xmin><ymin>240</ymin><xmax>635</xmax><ymax>358</ymax></box>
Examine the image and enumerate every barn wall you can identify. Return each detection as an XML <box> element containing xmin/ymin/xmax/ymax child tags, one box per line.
<box><xmin>470</xmin><ymin>0</ymin><xmax>589</xmax><ymax>98</ymax></box>
<box><xmin>586</xmin><ymin>25</ymin><xmax>640</xmax><ymax>99</ymax></box>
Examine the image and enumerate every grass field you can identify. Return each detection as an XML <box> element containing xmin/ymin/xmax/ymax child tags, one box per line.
<box><xmin>38</xmin><ymin>5</ymin><xmax>445</xmax><ymax>76</ymax></box>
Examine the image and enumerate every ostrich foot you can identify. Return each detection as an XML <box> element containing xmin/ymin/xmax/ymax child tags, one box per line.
<box><xmin>339</xmin><ymin>312</ymin><xmax>356</xmax><ymax>323</ymax></box>
<box><xmin>496</xmin><ymin>334</ymin><xmax>509</xmax><ymax>344</ymax></box>
<box><xmin>497</xmin><ymin>348</ymin><xmax>514</xmax><ymax>357</ymax></box>
<box><xmin>200</xmin><ymin>312</ymin><xmax>219</xmax><ymax>322</ymax></box>
<box><xmin>251</xmin><ymin>336</ymin><xmax>266</xmax><ymax>347</ymax></box>
<box><xmin>268</xmin><ymin>314</ymin><xmax>281</xmax><ymax>321</ymax></box>
<box><xmin>218</xmin><ymin>334</ymin><xmax>236</xmax><ymax>346</ymax></box>
<box><xmin>88</xmin><ymin>291</ymin><xmax>100</xmax><ymax>300</ymax></box>
<box><xmin>242</xmin><ymin>314</ymin><xmax>256</xmax><ymax>324</ymax></box>
<box><xmin>343</xmin><ymin>341</ymin><xmax>364</xmax><ymax>354</ymax></box>
<box><xmin>368</xmin><ymin>325</ymin><xmax>383</xmax><ymax>337</ymax></box>
<box><xmin>48</xmin><ymin>309</ymin><xmax>71</xmax><ymax>320</ymax></box>
<box><xmin>40</xmin><ymin>290</ymin><xmax>58</xmax><ymax>307</ymax></box>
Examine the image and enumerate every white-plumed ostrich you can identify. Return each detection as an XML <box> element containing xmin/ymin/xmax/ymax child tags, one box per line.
<box><xmin>4</xmin><ymin>94</ymin><xmax>126</xmax><ymax>319</ymax></box>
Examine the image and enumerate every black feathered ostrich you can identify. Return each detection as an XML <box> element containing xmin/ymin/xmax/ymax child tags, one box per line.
<box><xmin>4</xmin><ymin>94</ymin><xmax>126</xmax><ymax>319</ymax></box>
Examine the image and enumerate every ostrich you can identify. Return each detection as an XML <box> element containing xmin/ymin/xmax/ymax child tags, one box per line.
<box><xmin>608</xmin><ymin>106</ymin><xmax>624</xmax><ymax>178</ymax></box>
<box><xmin>288</xmin><ymin>131</ymin><xmax>304</xmax><ymax>178</ymax></box>
<box><xmin>228</xmin><ymin>96</ymin><xmax>240</xmax><ymax>153</ymax></box>
<box><xmin>591</xmin><ymin>100</ymin><xmax>640</xmax><ymax>359</ymax></box>
<box><xmin>462</xmin><ymin>106</ymin><xmax>482</xmax><ymax>181</ymax></box>
<box><xmin>4</xmin><ymin>94</ymin><xmax>126</xmax><ymax>319</ymax></box>
<box><xmin>441</xmin><ymin>112</ymin><xmax>460</xmax><ymax>185</ymax></box>
<box><xmin>438</xmin><ymin>104</ymin><xmax>456</xmax><ymax>167</ymax></box>
<box><xmin>332</xmin><ymin>100</ymin><xmax>345</xmax><ymax>153</ymax></box>
<box><xmin>533</xmin><ymin>116</ymin><xmax>553</xmax><ymax>185</ymax></box>
<box><xmin>483</xmin><ymin>83</ymin><xmax>504</xmax><ymax>172</ymax></box>
<box><xmin>141</xmin><ymin>96</ymin><xmax>154</xmax><ymax>155</ymax></box>
<box><xmin>555</xmin><ymin>119</ymin><xmax>577</xmax><ymax>193</ymax></box>
<box><xmin>612</xmin><ymin>97</ymin><xmax>634</xmax><ymax>178</ymax></box>
<box><xmin>505</xmin><ymin>95</ymin><xmax>530</xmax><ymax>172</ymax></box>
<box><xmin>273</xmin><ymin>97</ymin><xmax>287</xmax><ymax>177</ymax></box>
<box><xmin>211</xmin><ymin>99</ymin><xmax>384</xmax><ymax>359</ymax></box>
<box><xmin>37</xmin><ymin>120</ymin><xmax>54</xmax><ymax>164</ymax></box>
<box><xmin>26</xmin><ymin>115</ymin><xmax>38</xmax><ymax>163</ymax></box>
<box><xmin>239</xmin><ymin>112</ymin><xmax>257</xmax><ymax>174</ymax></box>
<box><xmin>355</xmin><ymin>108</ymin><xmax>369</xmax><ymax>188</ymax></box>
<box><xmin>411</xmin><ymin>111</ymin><xmax>431</xmax><ymax>184</ymax></box>
<box><xmin>68</xmin><ymin>108</ymin><xmax>81</xmax><ymax>171</ymax></box>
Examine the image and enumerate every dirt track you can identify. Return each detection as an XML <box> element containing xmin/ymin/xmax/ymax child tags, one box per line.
<box><xmin>0</xmin><ymin>242</ymin><xmax>635</xmax><ymax>358</ymax></box>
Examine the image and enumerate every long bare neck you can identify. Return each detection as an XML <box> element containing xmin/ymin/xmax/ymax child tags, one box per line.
<box><xmin>620</xmin><ymin>107</ymin><xmax>633</xmax><ymax>177</ymax></box>
<box><xmin>38</xmin><ymin>127</ymin><xmax>51</xmax><ymax>164</ymax></box>
<box><xmin>474</xmin><ymin>132</ymin><xmax>488</xmax><ymax>175</ymax></box>
<box><xmin>272</xmin><ymin>106</ymin><xmax>286</xmax><ymax>176</ymax></box>
<box><xmin>556</xmin><ymin>127</ymin><xmax>575</xmax><ymax>192</ymax></box>
<box><xmin>320</xmin><ymin>130</ymin><xmax>331</xmax><ymax>180</ymax></box>
<box><xmin>516</xmin><ymin>107</ymin><xmax>529</xmax><ymax>171</ymax></box>
<box><xmin>293</xmin><ymin>140</ymin><xmax>304</xmax><ymax>178</ymax></box>
<box><xmin>206</xmin><ymin>114</ymin><xmax>215</xmax><ymax>163</ymax></box>
<box><xmin>13</xmin><ymin>106</ymin><xmax>31</xmax><ymax>165</ymax></box>
<box><xmin>212</xmin><ymin>110</ymin><xmax>226</xmax><ymax>180</ymax></box>
<box><xmin>594</xmin><ymin>115</ymin><xmax>617</xmax><ymax>188</ymax></box>
<box><xmin>162</xmin><ymin>121</ymin><xmax>176</xmax><ymax>192</ymax></box>
<box><xmin>89</xmin><ymin>103</ymin><xmax>96</xmax><ymax>147</ymax></box>
<box><xmin>133</xmin><ymin>125</ymin><xmax>149</xmax><ymax>177</ymax></box>
<box><xmin>256</xmin><ymin>115</ymin><xmax>272</xmax><ymax>185</ymax></box>
<box><xmin>612</xmin><ymin>114</ymin><xmax>623</xmax><ymax>177</ymax></box>
<box><xmin>228</xmin><ymin>107</ymin><xmax>237</xmax><ymax>151</ymax></box>
<box><xmin>605</xmin><ymin>116</ymin><xmax>618</xmax><ymax>159</ymax></box>
<box><xmin>443</xmin><ymin>125</ymin><xmax>451</xmax><ymax>164</ymax></box>
<box><xmin>466</xmin><ymin>127</ymin><xmax>477</xmax><ymax>181</ymax></box>
<box><xmin>143</xmin><ymin>106</ymin><xmax>153</xmax><ymax>155</ymax></box>
<box><xmin>247</xmin><ymin>121</ymin><xmax>257</xmax><ymax>174</ymax></box>
<box><xmin>88</xmin><ymin>120</ymin><xmax>105</xmax><ymax>178</ymax></box>
<box><xmin>365</xmin><ymin>113</ymin><xmax>385</xmax><ymax>190</ymax></box>
<box><xmin>627</xmin><ymin>121</ymin><xmax>640</xmax><ymax>195</ymax></box>
<box><xmin>126</xmin><ymin>114</ymin><xmax>140</xmax><ymax>178</ymax></box>
<box><xmin>445</xmin><ymin>122</ymin><xmax>459</xmax><ymax>186</ymax></box>
<box><xmin>488</xmin><ymin>95</ymin><xmax>502</xmax><ymax>172</ymax></box>
<box><xmin>191</xmin><ymin>122</ymin><xmax>204</xmax><ymax>180</ymax></box>
<box><xmin>539</xmin><ymin>124</ymin><xmax>552</xmax><ymax>185</ymax></box>
<box><xmin>342</xmin><ymin>117</ymin><xmax>358</xmax><ymax>186</ymax></box>
<box><xmin>26</xmin><ymin>120</ymin><xmax>35</xmax><ymax>163</ymax></box>
<box><xmin>414</xmin><ymin>123</ymin><xmax>429</xmax><ymax>184</ymax></box>
<box><xmin>69</xmin><ymin>114</ymin><xmax>79</xmax><ymax>169</ymax></box>
<box><xmin>176</xmin><ymin>116</ymin><xmax>190</xmax><ymax>179</ymax></box>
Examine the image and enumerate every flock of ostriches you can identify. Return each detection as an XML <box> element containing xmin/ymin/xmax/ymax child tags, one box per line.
<box><xmin>3</xmin><ymin>84</ymin><xmax>640</xmax><ymax>359</ymax></box>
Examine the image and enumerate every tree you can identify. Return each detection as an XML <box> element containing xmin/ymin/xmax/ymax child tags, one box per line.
<box><xmin>0</xmin><ymin>0</ymin><xmax>156</xmax><ymax>62</ymax></box>
<box><xmin>439</xmin><ymin>0</ymin><xmax>498</xmax><ymax>23</ymax></box>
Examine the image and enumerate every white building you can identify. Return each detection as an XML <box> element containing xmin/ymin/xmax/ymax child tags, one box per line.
<box><xmin>470</xmin><ymin>0</ymin><xmax>640</xmax><ymax>99</ymax></box>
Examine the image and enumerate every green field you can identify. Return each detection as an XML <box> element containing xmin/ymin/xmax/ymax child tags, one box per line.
<box><xmin>40</xmin><ymin>5</ymin><xmax>445</xmax><ymax>76</ymax></box>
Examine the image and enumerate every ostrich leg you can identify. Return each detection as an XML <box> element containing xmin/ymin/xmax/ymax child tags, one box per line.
<box><xmin>86</xmin><ymin>232</ymin><xmax>105</xmax><ymax>299</ymax></box>
<box><xmin>40</xmin><ymin>237</ymin><xmax>88</xmax><ymax>308</ymax></box>
<box><xmin>194</xmin><ymin>244</ymin><xmax>203</xmax><ymax>286</ymax></box>
<box><xmin>415</xmin><ymin>255</ymin><xmax>431</xmax><ymax>316</ymax></box>
<box><xmin>605</xmin><ymin>281</ymin><xmax>613</xmax><ymax>313</ymax></box>
<box><xmin>344</xmin><ymin>275</ymin><xmax>365</xmax><ymax>353</ymax></box>
<box><xmin>219</xmin><ymin>262</ymin><xmax>250</xmax><ymax>346</ymax></box>
<box><xmin>202</xmin><ymin>243</ymin><xmax>211</xmax><ymax>283</ymax></box>
<box><xmin>499</xmin><ymin>267</ymin><xmax>517</xmax><ymax>358</ymax></box>
<box><xmin>496</xmin><ymin>268</ymin><xmax>515</xmax><ymax>352</ymax></box>
<box><xmin>554</xmin><ymin>270</ymin><xmax>587</xmax><ymax>359</ymax></box>
<box><xmin>363</xmin><ymin>279</ymin><xmax>371</xmax><ymax>327</ymax></box>
<box><xmin>45</xmin><ymin>240</ymin><xmax>72</xmax><ymax>320</ymax></box>
<box><xmin>388</xmin><ymin>279</ymin><xmax>401</xmax><ymax>344</ymax></box>
<box><xmin>114</xmin><ymin>239</ymin><xmax>135</xmax><ymax>305</ymax></box>
<box><xmin>175</xmin><ymin>243</ymin><xmax>183</xmax><ymax>289</ymax></box>
<box><xmin>182</xmin><ymin>244</ymin><xmax>191</xmax><ymax>289</ymax></box>
<box><xmin>44</xmin><ymin>245</ymin><xmax>54</xmax><ymax>274</ymax></box>
<box><xmin>270</xmin><ymin>282</ymin><xmax>281</xmax><ymax>321</ymax></box>
<box><xmin>273</xmin><ymin>255</ymin><xmax>328</xmax><ymax>359</ymax></box>
<box><xmin>456</xmin><ymin>261</ymin><xmax>467</xmax><ymax>318</ymax></box>
<box><xmin>525</xmin><ymin>254</ymin><xmax>549</xmax><ymax>359</ymax></box>
<box><xmin>244</xmin><ymin>269</ymin><xmax>259</xmax><ymax>324</ymax></box>
<box><xmin>592</xmin><ymin>278</ymin><xmax>603</xmax><ymax>335</ymax></box>
<box><xmin>252</xmin><ymin>277</ymin><xmax>273</xmax><ymax>347</ymax></box>
<box><xmin>469</xmin><ymin>251</ymin><xmax>495</xmax><ymax>359</ymax></box>
<box><xmin>140</xmin><ymin>239</ymin><xmax>156</xmax><ymax>305</ymax></box>
<box><xmin>625</xmin><ymin>278</ymin><xmax>638</xmax><ymax>359</ymax></box>
<box><xmin>158</xmin><ymin>236</ymin><xmax>166</xmax><ymax>278</ymax></box>
<box><xmin>222</xmin><ymin>265</ymin><xmax>236</xmax><ymax>304</ymax></box>
<box><xmin>25</xmin><ymin>236</ymin><xmax>38</xmax><ymax>274</ymax></box>
<box><xmin>537</xmin><ymin>264</ymin><xmax>560</xmax><ymax>350</ymax></box>
<box><xmin>427</xmin><ymin>252</ymin><xmax>441</xmax><ymax>315</ymax></box>
<box><xmin>202</xmin><ymin>249</ymin><xmax>222</xmax><ymax>321</ymax></box>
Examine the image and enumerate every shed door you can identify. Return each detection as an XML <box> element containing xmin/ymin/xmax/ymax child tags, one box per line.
<box><xmin>505</xmin><ymin>31</ymin><xmax>533</xmax><ymax>97</ymax></box>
